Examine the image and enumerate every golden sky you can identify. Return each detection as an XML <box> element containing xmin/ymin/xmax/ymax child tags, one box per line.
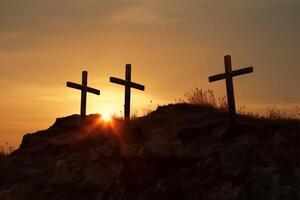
<box><xmin>0</xmin><ymin>0</ymin><xmax>299</xmax><ymax>147</ymax></box>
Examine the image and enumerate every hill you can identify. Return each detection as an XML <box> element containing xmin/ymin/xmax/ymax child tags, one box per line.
<box><xmin>0</xmin><ymin>104</ymin><xmax>299</xmax><ymax>200</ymax></box>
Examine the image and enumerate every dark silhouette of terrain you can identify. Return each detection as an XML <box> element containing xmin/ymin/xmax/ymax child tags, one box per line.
<box><xmin>0</xmin><ymin>104</ymin><xmax>299</xmax><ymax>200</ymax></box>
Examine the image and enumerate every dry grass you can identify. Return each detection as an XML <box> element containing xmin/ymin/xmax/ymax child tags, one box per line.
<box><xmin>266</xmin><ymin>106</ymin><xmax>288</xmax><ymax>120</ymax></box>
<box><xmin>131</xmin><ymin>109</ymin><xmax>138</xmax><ymax>120</ymax></box>
<box><xmin>180</xmin><ymin>88</ymin><xmax>227</xmax><ymax>110</ymax></box>
<box><xmin>265</xmin><ymin>105</ymin><xmax>300</xmax><ymax>120</ymax></box>
<box><xmin>142</xmin><ymin>101</ymin><xmax>157</xmax><ymax>116</ymax></box>
<box><xmin>237</xmin><ymin>106</ymin><xmax>260</xmax><ymax>118</ymax></box>
<box><xmin>0</xmin><ymin>142</ymin><xmax>14</xmax><ymax>158</ymax></box>
<box><xmin>142</xmin><ymin>105</ymin><xmax>154</xmax><ymax>116</ymax></box>
<box><xmin>238</xmin><ymin>105</ymin><xmax>300</xmax><ymax>120</ymax></box>
<box><xmin>181</xmin><ymin>88</ymin><xmax>299</xmax><ymax>120</ymax></box>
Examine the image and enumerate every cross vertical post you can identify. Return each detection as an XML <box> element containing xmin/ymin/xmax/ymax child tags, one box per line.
<box><xmin>224</xmin><ymin>55</ymin><xmax>236</xmax><ymax>119</ymax></box>
<box><xmin>81</xmin><ymin>71</ymin><xmax>88</xmax><ymax>117</ymax></box>
<box><xmin>124</xmin><ymin>64</ymin><xmax>131</xmax><ymax>121</ymax></box>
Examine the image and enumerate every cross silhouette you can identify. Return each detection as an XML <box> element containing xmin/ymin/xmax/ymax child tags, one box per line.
<box><xmin>66</xmin><ymin>71</ymin><xmax>100</xmax><ymax>117</ymax></box>
<box><xmin>209</xmin><ymin>55</ymin><xmax>253</xmax><ymax>120</ymax></box>
<box><xmin>110</xmin><ymin>64</ymin><xmax>145</xmax><ymax>121</ymax></box>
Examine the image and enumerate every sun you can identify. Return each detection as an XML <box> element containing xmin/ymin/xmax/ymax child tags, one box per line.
<box><xmin>101</xmin><ymin>113</ymin><xmax>112</xmax><ymax>122</ymax></box>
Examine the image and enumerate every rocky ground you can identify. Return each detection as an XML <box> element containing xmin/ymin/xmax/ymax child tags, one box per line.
<box><xmin>0</xmin><ymin>104</ymin><xmax>299</xmax><ymax>200</ymax></box>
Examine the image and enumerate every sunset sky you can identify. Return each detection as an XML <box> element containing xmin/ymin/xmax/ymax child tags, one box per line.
<box><xmin>0</xmin><ymin>0</ymin><xmax>299</xmax><ymax>147</ymax></box>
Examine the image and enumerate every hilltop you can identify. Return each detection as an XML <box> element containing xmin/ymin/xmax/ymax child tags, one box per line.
<box><xmin>0</xmin><ymin>104</ymin><xmax>299</xmax><ymax>200</ymax></box>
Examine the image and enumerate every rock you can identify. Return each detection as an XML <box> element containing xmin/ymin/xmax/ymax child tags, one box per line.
<box><xmin>0</xmin><ymin>104</ymin><xmax>299</xmax><ymax>199</ymax></box>
<box><xmin>176</xmin><ymin>119</ymin><xmax>229</xmax><ymax>144</ymax></box>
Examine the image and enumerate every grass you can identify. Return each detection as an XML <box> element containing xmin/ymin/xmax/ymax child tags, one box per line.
<box><xmin>180</xmin><ymin>88</ymin><xmax>299</xmax><ymax>120</ymax></box>
<box><xmin>0</xmin><ymin>142</ymin><xmax>14</xmax><ymax>158</ymax></box>
<box><xmin>180</xmin><ymin>88</ymin><xmax>228</xmax><ymax>110</ymax></box>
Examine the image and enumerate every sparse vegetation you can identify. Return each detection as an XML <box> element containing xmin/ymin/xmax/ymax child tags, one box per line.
<box><xmin>238</xmin><ymin>105</ymin><xmax>300</xmax><ymax>121</ymax></box>
<box><xmin>0</xmin><ymin>149</ymin><xmax>4</xmax><ymax>159</ymax></box>
<box><xmin>0</xmin><ymin>142</ymin><xmax>14</xmax><ymax>159</ymax></box>
<box><xmin>142</xmin><ymin>101</ymin><xmax>156</xmax><ymax>116</ymax></box>
<box><xmin>180</xmin><ymin>88</ymin><xmax>228</xmax><ymax>109</ymax></box>
<box><xmin>265</xmin><ymin>105</ymin><xmax>300</xmax><ymax>120</ymax></box>
<box><xmin>237</xmin><ymin>106</ymin><xmax>260</xmax><ymax>118</ymax></box>
<box><xmin>131</xmin><ymin>109</ymin><xmax>139</xmax><ymax>119</ymax></box>
<box><xmin>266</xmin><ymin>106</ymin><xmax>288</xmax><ymax>120</ymax></box>
<box><xmin>181</xmin><ymin>88</ymin><xmax>299</xmax><ymax>120</ymax></box>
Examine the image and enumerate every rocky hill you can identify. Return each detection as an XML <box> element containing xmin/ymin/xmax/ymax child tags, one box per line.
<box><xmin>0</xmin><ymin>104</ymin><xmax>299</xmax><ymax>200</ymax></box>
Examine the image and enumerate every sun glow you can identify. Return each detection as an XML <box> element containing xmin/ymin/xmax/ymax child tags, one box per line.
<box><xmin>101</xmin><ymin>112</ymin><xmax>112</xmax><ymax>122</ymax></box>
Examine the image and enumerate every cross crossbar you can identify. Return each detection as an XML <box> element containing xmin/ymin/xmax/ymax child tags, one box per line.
<box><xmin>231</xmin><ymin>67</ymin><xmax>253</xmax><ymax>77</ymax></box>
<box><xmin>209</xmin><ymin>66</ymin><xmax>253</xmax><ymax>82</ymax></box>
<box><xmin>110</xmin><ymin>77</ymin><xmax>145</xmax><ymax>91</ymax></box>
<box><xmin>109</xmin><ymin>77</ymin><xmax>127</xmax><ymax>86</ymax></box>
<box><xmin>66</xmin><ymin>82</ymin><xmax>100</xmax><ymax>95</ymax></box>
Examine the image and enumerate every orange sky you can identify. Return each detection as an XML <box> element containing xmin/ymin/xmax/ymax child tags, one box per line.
<box><xmin>0</xmin><ymin>0</ymin><xmax>299</xmax><ymax>147</ymax></box>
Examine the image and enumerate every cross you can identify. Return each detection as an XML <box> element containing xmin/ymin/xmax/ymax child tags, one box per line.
<box><xmin>66</xmin><ymin>71</ymin><xmax>100</xmax><ymax>117</ymax></box>
<box><xmin>110</xmin><ymin>64</ymin><xmax>145</xmax><ymax>121</ymax></box>
<box><xmin>208</xmin><ymin>55</ymin><xmax>253</xmax><ymax>120</ymax></box>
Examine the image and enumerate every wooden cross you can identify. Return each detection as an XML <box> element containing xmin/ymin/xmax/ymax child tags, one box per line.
<box><xmin>208</xmin><ymin>55</ymin><xmax>253</xmax><ymax>120</ymax></box>
<box><xmin>110</xmin><ymin>64</ymin><xmax>145</xmax><ymax>121</ymax></box>
<box><xmin>66</xmin><ymin>71</ymin><xmax>100</xmax><ymax>117</ymax></box>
